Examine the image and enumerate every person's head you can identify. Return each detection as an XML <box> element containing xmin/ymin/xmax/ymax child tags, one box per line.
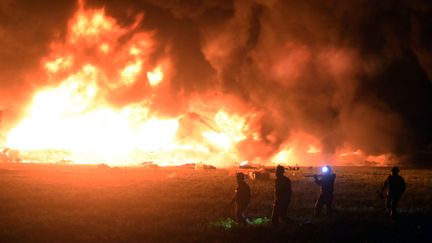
<box><xmin>236</xmin><ymin>172</ymin><xmax>245</xmax><ymax>182</ymax></box>
<box><xmin>276</xmin><ymin>165</ymin><xmax>285</xmax><ymax>177</ymax></box>
<box><xmin>391</xmin><ymin>166</ymin><xmax>399</xmax><ymax>175</ymax></box>
<box><xmin>322</xmin><ymin>165</ymin><xmax>332</xmax><ymax>175</ymax></box>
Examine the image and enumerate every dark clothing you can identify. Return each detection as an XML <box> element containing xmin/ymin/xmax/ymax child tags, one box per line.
<box><xmin>315</xmin><ymin>173</ymin><xmax>336</xmax><ymax>194</ymax></box>
<box><xmin>272</xmin><ymin>175</ymin><xmax>292</xmax><ymax>224</ymax></box>
<box><xmin>275</xmin><ymin>176</ymin><xmax>292</xmax><ymax>201</ymax></box>
<box><xmin>236</xmin><ymin>203</ymin><xmax>248</xmax><ymax>225</ymax></box>
<box><xmin>314</xmin><ymin>173</ymin><xmax>336</xmax><ymax>217</ymax></box>
<box><xmin>383</xmin><ymin>175</ymin><xmax>406</xmax><ymax>197</ymax></box>
<box><xmin>234</xmin><ymin>180</ymin><xmax>251</xmax><ymax>205</ymax></box>
<box><xmin>382</xmin><ymin>174</ymin><xmax>405</xmax><ymax>217</ymax></box>
<box><xmin>232</xmin><ymin>180</ymin><xmax>250</xmax><ymax>224</ymax></box>
<box><xmin>315</xmin><ymin>193</ymin><xmax>333</xmax><ymax>217</ymax></box>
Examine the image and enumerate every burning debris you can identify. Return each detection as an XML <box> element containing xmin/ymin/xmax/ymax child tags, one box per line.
<box><xmin>248</xmin><ymin>171</ymin><xmax>270</xmax><ymax>181</ymax></box>
<box><xmin>194</xmin><ymin>162</ymin><xmax>216</xmax><ymax>170</ymax></box>
<box><xmin>236</xmin><ymin>161</ymin><xmax>301</xmax><ymax>180</ymax></box>
<box><xmin>239</xmin><ymin>161</ymin><xmax>259</xmax><ymax>169</ymax></box>
<box><xmin>56</xmin><ymin>159</ymin><xmax>74</xmax><ymax>164</ymax></box>
<box><xmin>140</xmin><ymin>161</ymin><xmax>160</xmax><ymax>169</ymax></box>
<box><xmin>97</xmin><ymin>163</ymin><xmax>111</xmax><ymax>169</ymax></box>
<box><xmin>0</xmin><ymin>148</ymin><xmax>21</xmax><ymax>163</ymax></box>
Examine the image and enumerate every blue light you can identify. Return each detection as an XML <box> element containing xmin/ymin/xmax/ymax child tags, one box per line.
<box><xmin>321</xmin><ymin>166</ymin><xmax>329</xmax><ymax>173</ymax></box>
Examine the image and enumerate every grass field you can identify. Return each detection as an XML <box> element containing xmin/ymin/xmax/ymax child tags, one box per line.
<box><xmin>0</xmin><ymin>163</ymin><xmax>431</xmax><ymax>242</ymax></box>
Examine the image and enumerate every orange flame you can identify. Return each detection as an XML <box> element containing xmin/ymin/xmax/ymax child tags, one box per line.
<box><xmin>4</xmin><ymin>3</ymin><xmax>395</xmax><ymax>167</ymax></box>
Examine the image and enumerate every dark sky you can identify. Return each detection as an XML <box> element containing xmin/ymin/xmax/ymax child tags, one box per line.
<box><xmin>1</xmin><ymin>0</ymin><xmax>432</xmax><ymax>165</ymax></box>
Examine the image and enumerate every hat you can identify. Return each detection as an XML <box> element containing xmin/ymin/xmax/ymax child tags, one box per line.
<box><xmin>391</xmin><ymin>166</ymin><xmax>399</xmax><ymax>173</ymax></box>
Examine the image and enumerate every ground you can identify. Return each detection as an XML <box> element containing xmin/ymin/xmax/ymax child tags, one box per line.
<box><xmin>0</xmin><ymin>163</ymin><xmax>431</xmax><ymax>243</ymax></box>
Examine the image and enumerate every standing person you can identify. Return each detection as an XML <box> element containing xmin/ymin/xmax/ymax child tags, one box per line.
<box><xmin>231</xmin><ymin>172</ymin><xmax>250</xmax><ymax>225</ymax></box>
<box><xmin>271</xmin><ymin>165</ymin><xmax>292</xmax><ymax>225</ymax></box>
<box><xmin>380</xmin><ymin>166</ymin><xmax>406</xmax><ymax>218</ymax></box>
<box><xmin>313</xmin><ymin>165</ymin><xmax>336</xmax><ymax>217</ymax></box>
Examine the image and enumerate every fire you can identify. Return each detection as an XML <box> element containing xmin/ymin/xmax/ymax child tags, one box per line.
<box><xmin>4</xmin><ymin>3</ymin><xmax>252</xmax><ymax>166</ymax></box>
<box><xmin>272</xmin><ymin>149</ymin><xmax>294</xmax><ymax>164</ymax></box>
<box><xmin>203</xmin><ymin>132</ymin><xmax>232</xmax><ymax>150</ymax></box>
<box><xmin>147</xmin><ymin>66</ymin><xmax>164</xmax><ymax>86</ymax></box>
<box><xmin>6</xmin><ymin>63</ymin><xmax>180</xmax><ymax>163</ymax></box>
<box><xmin>3</xmin><ymin>2</ymin><xmax>396</xmax><ymax>167</ymax></box>
<box><xmin>307</xmin><ymin>145</ymin><xmax>321</xmax><ymax>154</ymax></box>
<box><xmin>121</xmin><ymin>60</ymin><xmax>143</xmax><ymax>86</ymax></box>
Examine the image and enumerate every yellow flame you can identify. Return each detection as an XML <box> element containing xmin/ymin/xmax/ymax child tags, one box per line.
<box><xmin>5</xmin><ymin>4</ymin><xmax>251</xmax><ymax>166</ymax></box>
<box><xmin>121</xmin><ymin>60</ymin><xmax>142</xmax><ymax>86</ymax></box>
<box><xmin>203</xmin><ymin>131</ymin><xmax>232</xmax><ymax>150</ymax></box>
<box><xmin>272</xmin><ymin>149</ymin><xmax>293</xmax><ymax>164</ymax></box>
<box><xmin>100</xmin><ymin>43</ymin><xmax>110</xmax><ymax>53</ymax></box>
<box><xmin>45</xmin><ymin>57</ymin><xmax>73</xmax><ymax>73</ymax></box>
<box><xmin>71</xmin><ymin>10</ymin><xmax>114</xmax><ymax>39</ymax></box>
<box><xmin>307</xmin><ymin>145</ymin><xmax>321</xmax><ymax>154</ymax></box>
<box><xmin>147</xmin><ymin>66</ymin><xmax>164</xmax><ymax>86</ymax></box>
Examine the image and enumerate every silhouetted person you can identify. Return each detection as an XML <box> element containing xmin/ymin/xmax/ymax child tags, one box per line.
<box><xmin>380</xmin><ymin>166</ymin><xmax>406</xmax><ymax>218</ymax></box>
<box><xmin>231</xmin><ymin>172</ymin><xmax>250</xmax><ymax>225</ymax></box>
<box><xmin>313</xmin><ymin>165</ymin><xmax>336</xmax><ymax>217</ymax></box>
<box><xmin>271</xmin><ymin>165</ymin><xmax>292</xmax><ymax>225</ymax></box>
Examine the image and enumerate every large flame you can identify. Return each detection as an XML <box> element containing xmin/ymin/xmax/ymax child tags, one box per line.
<box><xmin>4</xmin><ymin>3</ymin><xmax>394</xmax><ymax>167</ymax></box>
<box><xmin>3</xmin><ymin>3</ymin><xmax>249</xmax><ymax>165</ymax></box>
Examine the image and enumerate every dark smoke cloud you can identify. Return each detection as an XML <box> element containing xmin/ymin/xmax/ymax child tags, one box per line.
<box><xmin>1</xmin><ymin>0</ymin><xmax>432</xmax><ymax>165</ymax></box>
<box><xmin>202</xmin><ymin>0</ymin><xmax>432</xmax><ymax>165</ymax></box>
<box><xmin>194</xmin><ymin>0</ymin><xmax>432</xmax><ymax>164</ymax></box>
<box><xmin>0</xmin><ymin>0</ymin><xmax>76</xmax><ymax>128</ymax></box>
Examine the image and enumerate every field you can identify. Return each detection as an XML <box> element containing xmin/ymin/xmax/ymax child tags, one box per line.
<box><xmin>0</xmin><ymin>163</ymin><xmax>431</xmax><ymax>242</ymax></box>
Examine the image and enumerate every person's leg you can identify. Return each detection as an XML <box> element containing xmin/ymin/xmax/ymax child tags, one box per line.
<box><xmin>236</xmin><ymin>203</ymin><xmax>247</xmax><ymax>225</ymax></box>
<box><xmin>385</xmin><ymin>196</ymin><xmax>391</xmax><ymax>215</ymax></box>
<box><xmin>325</xmin><ymin>202</ymin><xmax>333</xmax><ymax>218</ymax></box>
<box><xmin>325</xmin><ymin>194</ymin><xmax>333</xmax><ymax>218</ymax></box>
<box><xmin>280</xmin><ymin>201</ymin><xmax>290</xmax><ymax>223</ymax></box>
<box><xmin>271</xmin><ymin>202</ymin><xmax>280</xmax><ymax>225</ymax></box>
<box><xmin>314</xmin><ymin>195</ymin><xmax>324</xmax><ymax>217</ymax></box>
<box><xmin>390</xmin><ymin>197</ymin><xmax>399</xmax><ymax>219</ymax></box>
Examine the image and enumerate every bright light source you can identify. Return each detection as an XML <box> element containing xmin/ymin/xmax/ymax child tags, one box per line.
<box><xmin>321</xmin><ymin>166</ymin><xmax>329</xmax><ymax>173</ymax></box>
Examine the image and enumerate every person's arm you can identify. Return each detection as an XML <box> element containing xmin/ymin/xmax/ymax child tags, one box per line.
<box><xmin>401</xmin><ymin>177</ymin><xmax>406</xmax><ymax>194</ymax></box>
